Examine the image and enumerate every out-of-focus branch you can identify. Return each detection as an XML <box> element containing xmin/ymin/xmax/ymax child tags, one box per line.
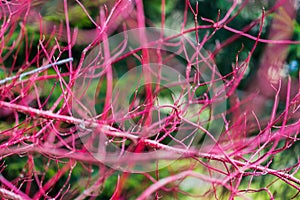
<box><xmin>248</xmin><ymin>0</ymin><xmax>298</xmax><ymax>98</ymax></box>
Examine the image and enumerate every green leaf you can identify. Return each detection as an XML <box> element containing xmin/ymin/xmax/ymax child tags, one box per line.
<box><xmin>0</xmin><ymin>69</ymin><xmax>6</xmax><ymax>80</ymax></box>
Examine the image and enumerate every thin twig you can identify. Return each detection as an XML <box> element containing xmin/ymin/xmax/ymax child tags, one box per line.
<box><xmin>0</xmin><ymin>57</ymin><xmax>73</xmax><ymax>85</ymax></box>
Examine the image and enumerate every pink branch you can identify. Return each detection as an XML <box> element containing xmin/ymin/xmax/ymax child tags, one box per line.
<box><xmin>137</xmin><ymin>170</ymin><xmax>228</xmax><ymax>200</ymax></box>
<box><xmin>0</xmin><ymin>175</ymin><xmax>31</xmax><ymax>200</ymax></box>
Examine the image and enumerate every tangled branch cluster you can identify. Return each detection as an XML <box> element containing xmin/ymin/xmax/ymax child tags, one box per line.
<box><xmin>0</xmin><ymin>0</ymin><xmax>299</xmax><ymax>199</ymax></box>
